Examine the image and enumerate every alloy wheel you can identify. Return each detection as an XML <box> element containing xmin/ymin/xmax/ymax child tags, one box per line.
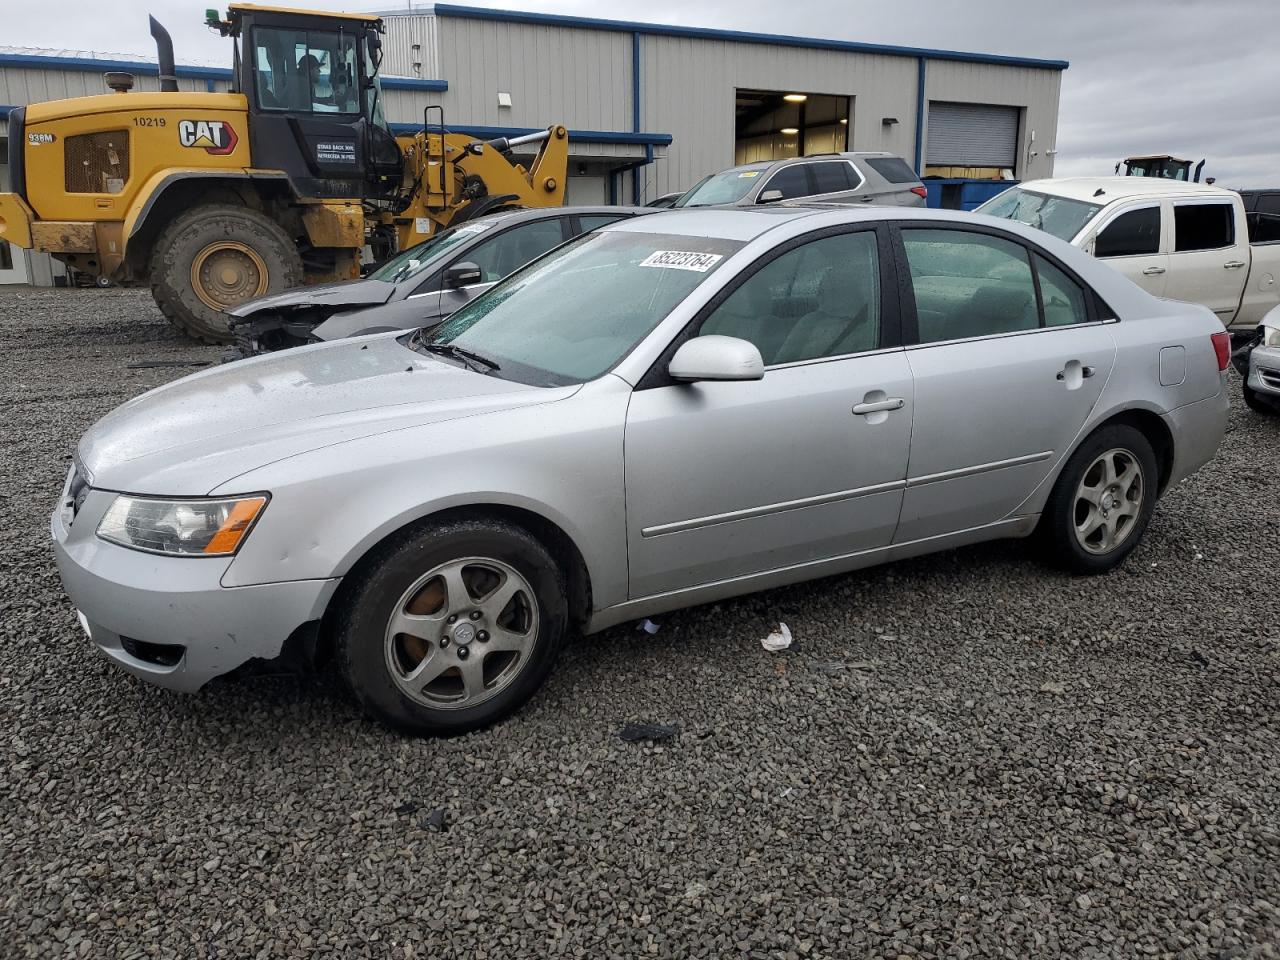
<box><xmin>383</xmin><ymin>557</ymin><xmax>539</xmax><ymax>710</ymax></box>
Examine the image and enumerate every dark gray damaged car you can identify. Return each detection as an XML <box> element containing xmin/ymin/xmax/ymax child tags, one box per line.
<box><xmin>225</xmin><ymin>205</ymin><xmax>654</xmax><ymax>358</ymax></box>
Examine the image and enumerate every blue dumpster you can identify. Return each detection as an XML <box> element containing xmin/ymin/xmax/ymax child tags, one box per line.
<box><xmin>923</xmin><ymin>179</ymin><xmax>1017</xmax><ymax>211</ymax></box>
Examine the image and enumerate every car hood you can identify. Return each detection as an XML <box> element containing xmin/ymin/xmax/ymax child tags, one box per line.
<box><xmin>79</xmin><ymin>334</ymin><xmax>576</xmax><ymax>495</ymax></box>
<box><xmin>227</xmin><ymin>278</ymin><xmax>398</xmax><ymax>317</ymax></box>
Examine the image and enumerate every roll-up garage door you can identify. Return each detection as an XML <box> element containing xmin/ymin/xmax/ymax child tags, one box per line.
<box><xmin>926</xmin><ymin>102</ymin><xmax>1019</xmax><ymax>167</ymax></box>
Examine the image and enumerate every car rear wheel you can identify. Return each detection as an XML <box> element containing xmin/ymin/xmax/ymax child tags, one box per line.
<box><xmin>1039</xmin><ymin>424</ymin><xmax>1158</xmax><ymax>574</ymax></box>
<box><xmin>336</xmin><ymin>517</ymin><xmax>567</xmax><ymax>735</ymax></box>
<box><xmin>1243</xmin><ymin>383</ymin><xmax>1280</xmax><ymax>416</ymax></box>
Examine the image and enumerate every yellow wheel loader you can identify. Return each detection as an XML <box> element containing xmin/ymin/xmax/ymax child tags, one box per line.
<box><xmin>0</xmin><ymin>5</ymin><xmax>568</xmax><ymax>343</ymax></box>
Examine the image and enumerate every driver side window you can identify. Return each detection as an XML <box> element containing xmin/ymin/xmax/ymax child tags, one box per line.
<box><xmin>697</xmin><ymin>231</ymin><xmax>880</xmax><ymax>365</ymax></box>
<box><xmin>254</xmin><ymin>27</ymin><xmax>358</xmax><ymax>114</ymax></box>
<box><xmin>463</xmin><ymin>219</ymin><xmax>568</xmax><ymax>284</ymax></box>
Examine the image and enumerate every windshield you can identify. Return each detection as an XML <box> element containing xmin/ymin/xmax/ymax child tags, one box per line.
<box><xmin>419</xmin><ymin>230</ymin><xmax>744</xmax><ymax>385</ymax></box>
<box><xmin>674</xmin><ymin>168</ymin><xmax>765</xmax><ymax>207</ymax></box>
<box><xmin>369</xmin><ymin>222</ymin><xmax>492</xmax><ymax>284</ymax></box>
<box><xmin>977</xmin><ymin>188</ymin><xmax>1103</xmax><ymax>242</ymax></box>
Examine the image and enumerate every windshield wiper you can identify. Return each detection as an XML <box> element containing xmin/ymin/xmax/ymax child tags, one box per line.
<box><xmin>414</xmin><ymin>337</ymin><xmax>501</xmax><ymax>373</ymax></box>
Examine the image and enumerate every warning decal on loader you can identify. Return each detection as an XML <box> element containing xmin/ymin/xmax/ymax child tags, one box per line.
<box><xmin>178</xmin><ymin>119</ymin><xmax>238</xmax><ymax>155</ymax></box>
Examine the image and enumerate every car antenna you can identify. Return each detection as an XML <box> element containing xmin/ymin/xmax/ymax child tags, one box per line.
<box><xmin>1093</xmin><ymin>188</ymin><xmax>1106</xmax><ymax>197</ymax></box>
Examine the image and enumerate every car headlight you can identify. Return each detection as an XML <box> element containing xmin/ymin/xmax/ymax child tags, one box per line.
<box><xmin>1263</xmin><ymin>326</ymin><xmax>1280</xmax><ymax>348</ymax></box>
<box><xmin>96</xmin><ymin>494</ymin><xmax>269</xmax><ymax>556</ymax></box>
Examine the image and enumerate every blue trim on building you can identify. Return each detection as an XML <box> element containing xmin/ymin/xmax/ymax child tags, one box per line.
<box><xmin>0</xmin><ymin>52</ymin><xmax>447</xmax><ymax>91</ymax></box>
<box><xmin>430</xmin><ymin>3</ymin><xmax>1069</xmax><ymax>70</ymax></box>
<box><xmin>0</xmin><ymin>104</ymin><xmax>15</xmax><ymax>118</ymax></box>
<box><xmin>914</xmin><ymin>57</ymin><xmax>926</xmax><ymax>174</ymax></box>
<box><xmin>0</xmin><ymin>53</ymin><xmax>231</xmax><ymax>81</ymax></box>
<box><xmin>389</xmin><ymin>121</ymin><xmax>671</xmax><ymax>146</ymax></box>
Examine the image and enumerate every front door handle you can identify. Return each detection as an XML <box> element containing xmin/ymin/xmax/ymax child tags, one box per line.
<box><xmin>1224</xmin><ymin>260</ymin><xmax>1246</xmax><ymax>269</ymax></box>
<box><xmin>858</xmin><ymin>195</ymin><xmax>875</xmax><ymax>203</ymax></box>
<box><xmin>852</xmin><ymin>398</ymin><xmax>905</xmax><ymax>415</ymax></box>
<box><xmin>1142</xmin><ymin>266</ymin><xmax>1166</xmax><ymax>275</ymax></box>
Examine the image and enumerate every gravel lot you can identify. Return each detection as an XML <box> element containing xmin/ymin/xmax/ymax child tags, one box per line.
<box><xmin>2</xmin><ymin>287</ymin><xmax>1278</xmax><ymax>959</ymax></box>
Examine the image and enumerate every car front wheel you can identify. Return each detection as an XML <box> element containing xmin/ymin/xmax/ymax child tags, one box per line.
<box><xmin>337</xmin><ymin>517</ymin><xmax>568</xmax><ymax>735</ymax></box>
<box><xmin>1039</xmin><ymin>424</ymin><xmax>1158</xmax><ymax>574</ymax></box>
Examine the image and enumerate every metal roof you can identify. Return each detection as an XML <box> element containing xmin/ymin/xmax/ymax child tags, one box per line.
<box><xmin>0</xmin><ymin>45</ymin><xmax>447</xmax><ymax>91</ymax></box>
<box><xmin>404</xmin><ymin>3</ymin><xmax>1069</xmax><ymax>71</ymax></box>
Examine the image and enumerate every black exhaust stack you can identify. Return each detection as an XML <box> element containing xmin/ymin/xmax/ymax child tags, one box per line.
<box><xmin>149</xmin><ymin>16</ymin><xmax>179</xmax><ymax>92</ymax></box>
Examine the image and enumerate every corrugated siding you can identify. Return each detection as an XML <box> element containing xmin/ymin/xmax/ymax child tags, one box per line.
<box><xmin>0</xmin><ymin>66</ymin><xmax>229</xmax><ymax>105</ymax></box>
<box><xmin>926</xmin><ymin>102</ymin><xmax>1018</xmax><ymax>166</ymax></box>
<box><xmin>923</xmin><ymin>59</ymin><xmax>1061</xmax><ymax>178</ymax></box>
<box><xmin>383</xmin><ymin>14</ymin><xmax>439</xmax><ymax>80</ymax></box>
<box><xmin>434</xmin><ymin>17</ymin><xmax>633</xmax><ymax>135</ymax></box>
<box><xmin>641</xmin><ymin>35</ymin><xmax>919</xmax><ymax>201</ymax></box>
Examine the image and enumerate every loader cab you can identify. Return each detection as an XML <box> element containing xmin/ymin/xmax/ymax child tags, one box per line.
<box><xmin>1117</xmin><ymin>155</ymin><xmax>1205</xmax><ymax>183</ymax></box>
<box><xmin>219</xmin><ymin>5</ymin><xmax>402</xmax><ymax>200</ymax></box>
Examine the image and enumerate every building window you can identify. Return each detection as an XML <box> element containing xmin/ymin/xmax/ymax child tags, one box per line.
<box><xmin>734</xmin><ymin>89</ymin><xmax>850</xmax><ymax>164</ymax></box>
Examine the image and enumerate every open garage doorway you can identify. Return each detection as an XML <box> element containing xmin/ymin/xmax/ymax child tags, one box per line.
<box><xmin>734</xmin><ymin>90</ymin><xmax>850</xmax><ymax>164</ymax></box>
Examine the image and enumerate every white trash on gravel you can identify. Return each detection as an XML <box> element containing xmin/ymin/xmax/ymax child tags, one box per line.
<box><xmin>760</xmin><ymin>622</ymin><xmax>792</xmax><ymax>652</ymax></box>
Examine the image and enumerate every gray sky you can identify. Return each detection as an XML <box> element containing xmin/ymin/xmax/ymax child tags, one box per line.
<box><xmin>14</xmin><ymin>0</ymin><xmax>1280</xmax><ymax>186</ymax></box>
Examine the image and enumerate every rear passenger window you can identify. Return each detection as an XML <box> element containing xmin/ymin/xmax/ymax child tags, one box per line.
<box><xmin>810</xmin><ymin>161</ymin><xmax>855</xmax><ymax>195</ymax></box>
<box><xmin>1174</xmin><ymin>203</ymin><xmax>1234</xmax><ymax>252</ymax></box>
<box><xmin>1035</xmin><ymin>255</ymin><xmax>1089</xmax><ymax>327</ymax></box>
<box><xmin>761</xmin><ymin>165</ymin><xmax>810</xmax><ymax>201</ymax></box>
<box><xmin>1095</xmin><ymin>207</ymin><xmax>1160</xmax><ymax>257</ymax></box>
<box><xmin>865</xmin><ymin>157</ymin><xmax>919</xmax><ymax>184</ymax></box>
<box><xmin>697</xmin><ymin>231</ymin><xmax>880</xmax><ymax>364</ymax></box>
<box><xmin>1259</xmin><ymin>195</ymin><xmax>1280</xmax><ymax>216</ymax></box>
<box><xmin>903</xmin><ymin>229</ymin><xmax>1037</xmax><ymax>343</ymax></box>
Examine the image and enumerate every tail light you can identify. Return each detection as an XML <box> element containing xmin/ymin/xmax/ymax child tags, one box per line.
<box><xmin>910</xmin><ymin>185</ymin><xmax>928</xmax><ymax>199</ymax></box>
<box><xmin>1211</xmin><ymin>331</ymin><xmax>1230</xmax><ymax>371</ymax></box>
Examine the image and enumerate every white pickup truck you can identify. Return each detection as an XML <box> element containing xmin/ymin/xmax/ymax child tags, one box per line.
<box><xmin>978</xmin><ymin>178</ymin><xmax>1280</xmax><ymax>329</ymax></box>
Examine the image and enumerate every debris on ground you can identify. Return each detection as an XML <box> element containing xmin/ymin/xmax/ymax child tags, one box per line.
<box><xmin>812</xmin><ymin>659</ymin><xmax>877</xmax><ymax>675</ymax></box>
<box><xmin>618</xmin><ymin>722</ymin><xmax>679</xmax><ymax>743</ymax></box>
<box><xmin>422</xmin><ymin>809</ymin><xmax>449</xmax><ymax>833</ymax></box>
<box><xmin>760</xmin><ymin>622</ymin><xmax>792</xmax><ymax>652</ymax></box>
<box><xmin>125</xmin><ymin>359</ymin><xmax>213</xmax><ymax>369</ymax></box>
<box><xmin>637</xmin><ymin>618</ymin><xmax>661</xmax><ymax>635</ymax></box>
<box><xmin>1040</xmin><ymin>680</ymin><xmax>1067</xmax><ymax>695</ymax></box>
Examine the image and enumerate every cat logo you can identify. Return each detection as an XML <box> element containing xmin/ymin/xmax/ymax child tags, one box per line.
<box><xmin>177</xmin><ymin>119</ymin><xmax>238</xmax><ymax>155</ymax></box>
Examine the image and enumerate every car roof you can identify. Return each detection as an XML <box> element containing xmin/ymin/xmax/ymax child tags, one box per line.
<box><xmin>1016</xmin><ymin>177</ymin><xmax>1236</xmax><ymax>204</ymax></box>
<box><xmin>469</xmin><ymin>204</ymin><xmax>653</xmax><ymax>227</ymax></box>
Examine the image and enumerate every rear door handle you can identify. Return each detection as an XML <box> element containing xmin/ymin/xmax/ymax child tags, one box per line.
<box><xmin>1056</xmin><ymin>363</ymin><xmax>1095</xmax><ymax>381</ymax></box>
<box><xmin>1224</xmin><ymin>260</ymin><xmax>1246</xmax><ymax>269</ymax></box>
<box><xmin>852</xmin><ymin>398</ymin><xmax>905</xmax><ymax>415</ymax></box>
<box><xmin>1142</xmin><ymin>266</ymin><xmax>1166</xmax><ymax>275</ymax></box>
<box><xmin>858</xmin><ymin>195</ymin><xmax>875</xmax><ymax>203</ymax></box>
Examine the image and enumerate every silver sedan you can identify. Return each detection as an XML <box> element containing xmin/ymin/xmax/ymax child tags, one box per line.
<box><xmin>53</xmin><ymin>206</ymin><xmax>1231</xmax><ymax>734</ymax></box>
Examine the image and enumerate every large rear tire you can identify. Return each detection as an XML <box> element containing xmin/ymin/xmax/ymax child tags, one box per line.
<box><xmin>149</xmin><ymin>204</ymin><xmax>303</xmax><ymax>344</ymax></box>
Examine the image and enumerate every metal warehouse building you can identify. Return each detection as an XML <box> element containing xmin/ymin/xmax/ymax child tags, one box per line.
<box><xmin>0</xmin><ymin>2</ymin><xmax>1067</xmax><ymax>285</ymax></box>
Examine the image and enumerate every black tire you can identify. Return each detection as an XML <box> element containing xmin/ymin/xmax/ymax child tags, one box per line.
<box><xmin>149</xmin><ymin>204</ymin><xmax>303</xmax><ymax>344</ymax></box>
<box><xmin>1038</xmin><ymin>424</ymin><xmax>1159</xmax><ymax>575</ymax></box>
<box><xmin>336</xmin><ymin>517</ymin><xmax>568</xmax><ymax>735</ymax></box>
<box><xmin>1243</xmin><ymin>382</ymin><xmax>1280</xmax><ymax>416</ymax></box>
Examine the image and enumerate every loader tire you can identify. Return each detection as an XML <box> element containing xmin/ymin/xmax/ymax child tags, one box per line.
<box><xmin>150</xmin><ymin>204</ymin><xmax>303</xmax><ymax>344</ymax></box>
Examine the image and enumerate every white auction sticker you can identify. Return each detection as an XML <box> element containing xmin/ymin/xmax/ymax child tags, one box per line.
<box><xmin>638</xmin><ymin>250</ymin><xmax>724</xmax><ymax>272</ymax></box>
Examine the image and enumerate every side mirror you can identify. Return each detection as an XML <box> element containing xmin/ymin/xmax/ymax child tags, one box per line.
<box><xmin>445</xmin><ymin>262</ymin><xmax>482</xmax><ymax>288</ymax></box>
<box><xmin>758</xmin><ymin>189</ymin><xmax>784</xmax><ymax>204</ymax></box>
<box><xmin>668</xmin><ymin>336</ymin><xmax>764</xmax><ymax>383</ymax></box>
